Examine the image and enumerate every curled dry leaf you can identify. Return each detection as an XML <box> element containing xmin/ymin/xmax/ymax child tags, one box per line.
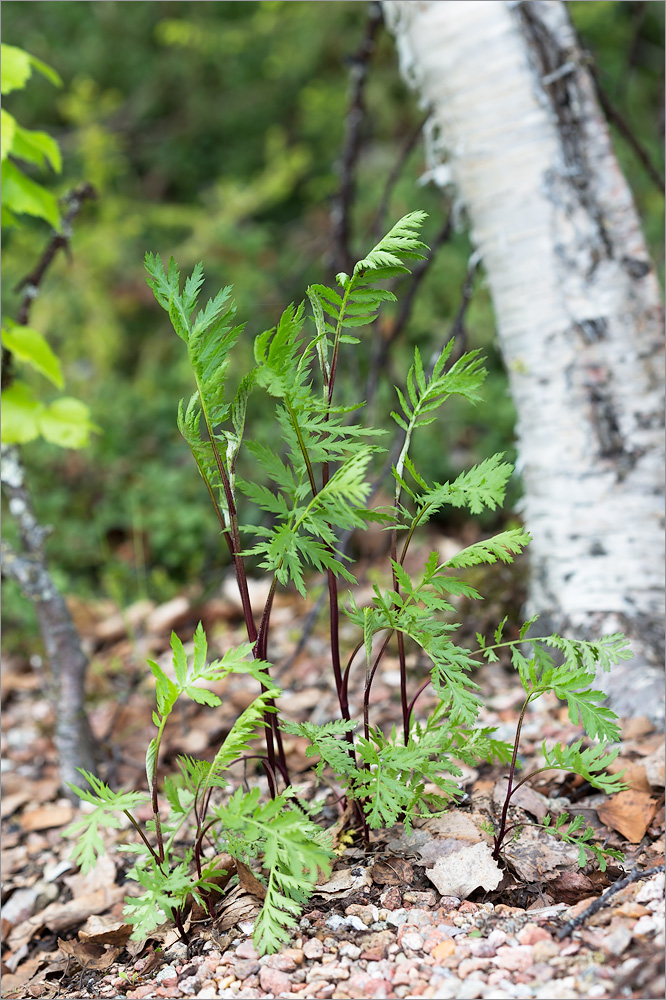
<box><xmin>503</xmin><ymin>824</ymin><xmax>580</xmax><ymax>882</ymax></box>
<box><xmin>596</xmin><ymin>789</ymin><xmax>659</xmax><ymax>843</ymax></box>
<box><xmin>370</xmin><ymin>857</ymin><xmax>414</xmax><ymax>886</ymax></box>
<box><xmin>426</xmin><ymin>841</ymin><xmax>502</xmax><ymax>898</ymax></box>
<box><xmin>492</xmin><ymin>778</ymin><xmax>550</xmax><ymax>823</ymax></box>
<box><xmin>57</xmin><ymin>937</ymin><xmax>122</xmax><ymax>971</ymax></box>
<box><xmin>213</xmin><ymin>884</ymin><xmax>261</xmax><ymax>933</ymax></box>
<box><xmin>549</xmin><ymin>870</ymin><xmax>597</xmax><ymax>904</ymax></box>
<box><xmin>236</xmin><ymin>859</ymin><xmax>267</xmax><ymax>900</ymax></box>
<box><xmin>314</xmin><ymin>866</ymin><xmax>373</xmax><ymax>898</ymax></box>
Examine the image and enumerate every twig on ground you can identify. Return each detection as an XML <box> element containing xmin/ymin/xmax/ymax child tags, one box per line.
<box><xmin>556</xmin><ymin>863</ymin><xmax>665</xmax><ymax>940</ymax></box>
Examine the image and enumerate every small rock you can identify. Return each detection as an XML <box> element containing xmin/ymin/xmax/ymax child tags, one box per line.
<box><xmin>386</xmin><ymin>909</ymin><xmax>409</xmax><ymax>927</ymax></box>
<box><xmin>458</xmin><ymin>957</ymin><xmax>491</xmax><ymax>978</ymax></box>
<box><xmin>307</xmin><ymin>963</ymin><xmax>350</xmax><ymax>981</ymax></box>
<box><xmin>456</xmin><ymin>981</ymin><xmax>484</xmax><ymax>1000</ymax></box>
<box><xmin>532</xmin><ymin>939</ymin><xmax>560</xmax><ymax>962</ymax></box>
<box><xmin>338</xmin><ymin>943</ymin><xmax>361</xmax><ymax>960</ymax></box>
<box><xmin>303</xmin><ymin>938</ymin><xmax>324</xmax><ymax>959</ymax></box>
<box><xmin>265</xmin><ymin>951</ymin><xmax>299</xmax><ymax>972</ymax></box>
<box><xmin>234</xmin><ymin>959</ymin><xmax>260</xmax><ymax>980</ymax></box>
<box><xmin>326</xmin><ymin>913</ymin><xmax>366</xmax><ymax>932</ymax></box>
<box><xmin>155</xmin><ymin>965</ymin><xmax>178</xmax><ymax>985</ymax></box>
<box><xmin>599</xmin><ymin>924</ymin><xmax>632</xmax><ymax>955</ymax></box>
<box><xmin>345</xmin><ymin>903</ymin><xmax>378</xmax><ymax>925</ymax></box>
<box><xmin>259</xmin><ymin>965</ymin><xmax>292</xmax><ymax>994</ymax></box>
<box><xmin>431</xmin><ymin>977</ymin><xmax>464</xmax><ymax>1000</ymax></box>
<box><xmin>468</xmin><ymin>939</ymin><xmax>498</xmax><ymax>958</ymax></box>
<box><xmin>493</xmin><ymin>945</ymin><xmax>535</xmax><ymax>972</ymax></box>
<box><xmin>235</xmin><ymin>941</ymin><xmax>260</xmax><ymax>960</ymax></box>
<box><xmin>486</xmin><ymin>930</ymin><xmax>508</xmax><ymax>949</ymax></box>
<box><xmin>632</xmin><ymin>915</ymin><xmax>658</xmax><ymax>935</ymax></box>
<box><xmin>517</xmin><ymin>923</ymin><xmax>552</xmax><ymax>946</ymax></box>
<box><xmin>432</xmin><ymin>940</ymin><xmax>457</xmax><ymax>962</ymax></box>
<box><xmin>380</xmin><ymin>886</ymin><xmax>403</xmax><ymax>910</ymax></box>
<box><xmin>423</xmin><ymin>929</ymin><xmax>455</xmax><ymax>954</ymax></box>
<box><xmin>403</xmin><ymin>889</ymin><xmax>438</xmax><ymax>907</ymax></box>
<box><xmin>614</xmin><ymin>901</ymin><xmax>651</xmax><ymax>919</ymax></box>
<box><xmin>636</xmin><ymin>872</ymin><xmax>664</xmax><ymax>903</ymax></box>
<box><xmin>398</xmin><ymin>930</ymin><xmax>424</xmax><ymax>952</ymax></box>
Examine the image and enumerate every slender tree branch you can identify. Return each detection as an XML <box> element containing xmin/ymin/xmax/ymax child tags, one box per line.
<box><xmin>2</xmin><ymin>183</ymin><xmax>99</xmax><ymax>797</ymax></box>
<box><xmin>330</xmin><ymin>0</ymin><xmax>383</xmax><ymax>276</ymax></box>
<box><xmin>588</xmin><ymin>60</ymin><xmax>665</xmax><ymax>194</ymax></box>
<box><xmin>371</xmin><ymin>112</ymin><xmax>430</xmax><ymax>242</ymax></box>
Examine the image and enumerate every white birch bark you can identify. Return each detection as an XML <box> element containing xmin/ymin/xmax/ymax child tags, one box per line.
<box><xmin>383</xmin><ymin>0</ymin><xmax>664</xmax><ymax>721</ymax></box>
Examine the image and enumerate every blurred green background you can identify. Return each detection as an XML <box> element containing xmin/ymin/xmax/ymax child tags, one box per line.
<box><xmin>2</xmin><ymin>0</ymin><xmax>663</xmax><ymax>643</ymax></box>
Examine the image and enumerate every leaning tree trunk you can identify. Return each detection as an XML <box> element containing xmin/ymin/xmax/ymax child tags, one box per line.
<box><xmin>383</xmin><ymin>0</ymin><xmax>664</xmax><ymax>722</ymax></box>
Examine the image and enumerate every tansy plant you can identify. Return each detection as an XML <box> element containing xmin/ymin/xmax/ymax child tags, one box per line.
<box><xmin>68</xmin><ymin>212</ymin><xmax>630</xmax><ymax>952</ymax></box>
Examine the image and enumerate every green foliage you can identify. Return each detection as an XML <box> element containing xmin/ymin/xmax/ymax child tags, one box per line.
<box><xmin>1</xmin><ymin>2</ymin><xmax>660</xmax><ymax>629</ymax></box>
<box><xmin>63</xmin><ymin>212</ymin><xmax>631</xmax><ymax>954</ymax></box>
<box><xmin>144</xmin><ymin>212</ymin><xmax>629</xmax><ymax>875</ymax></box>
<box><xmin>211</xmin><ymin>787</ymin><xmax>332</xmax><ymax>954</ymax></box>
<box><xmin>1</xmin><ymin>44</ymin><xmax>97</xmax><ymax>452</ymax></box>
<box><xmin>67</xmin><ymin>619</ymin><xmax>330</xmax><ymax>954</ymax></box>
<box><xmin>541</xmin><ymin>812</ymin><xmax>626</xmax><ymax>871</ymax></box>
<box><xmin>1</xmin><ymin>43</ymin><xmax>62</xmax><ymax>229</ymax></box>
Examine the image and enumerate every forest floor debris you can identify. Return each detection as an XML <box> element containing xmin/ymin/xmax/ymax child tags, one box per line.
<box><xmin>2</xmin><ymin>549</ymin><xmax>665</xmax><ymax>999</ymax></box>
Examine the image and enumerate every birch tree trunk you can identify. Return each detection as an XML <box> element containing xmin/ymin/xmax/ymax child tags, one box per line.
<box><xmin>383</xmin><ymin>0</ymin><xmax>664</xmax><ymax>722</ymax></box>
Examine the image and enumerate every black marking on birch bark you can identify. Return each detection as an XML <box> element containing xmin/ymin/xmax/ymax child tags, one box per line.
<box><xmin>515</xmin><ymin>1</ymin><xmax>613</xmax><ymax>261</ymax></box>
<box><xmin>575</xmin><ymin>317</ymin><xmax>608</xmax><ymax>344</ymax></box>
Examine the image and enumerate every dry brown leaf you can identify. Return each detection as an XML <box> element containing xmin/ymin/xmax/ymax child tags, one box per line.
<box><xmin>314</xmin><ymin>866</ymin><xmax>373</xmax><ymax>898</ymax></box>
<box><xmin>425</xmin><ymin>841</ymin><xmax>502</xmax><ymax>898</ymax></box>
<box><xmin>606</xmin><ymin>758</ymin><xmax>652</xmax><ymax>794</ymax></box>
<box><xmin>7</xmin><ymin>885</ymin><xmax>126</xmax><ymax>951</ymax></box>
<box><xmin>57</xmin><ymin>937</ymin><xmax>122</xmax><ymax>970</ymax></box>
<box><xmin>620</xmin><ymin>716</ymin><xmax>655</xmax><ymax>740</ymax></box>
<box><xmin>64</xmin><ymin>853</ymin><xmax>117</xmax><ymax>896</ymax></box>
<box><xmin>1</xmin><ymin>791</ymin><xmax>33</xmax><ymax>819</ymax></box>
<box><xmin>236</xmin><ymin>859</ymin><xmax>267</xmax><ymax>900</ymax></box>
<box><xmin>78</xmin><ymin>915</ymin><xmax>133</xmax><ymax>946</ymax></box>
<box><xmin>503</xmin><ymin>825</ymin><xmax>580</xmax><ymax>882</ymax></box>
<box><xmin>642</xmin><ymin>744</ymin><xmax>665</xmax><ymax>789</ymax></box>
<box><xmin>20</xmin><ymin>804</ymin><xmax>73</xmax><ymax>832</ymax></box>
<box><xmin>596</xmin><ymin>789</ymin><xmax>659</xmax><ymax>843</ymax></box>
<box><xmin>0</xmin><ymin>956</ymin><xmax>46</xmax><ymax>998</ymax></box>
<box><xmin>213</xmin><ymin>885</ymin><xmax>261</xmax><ymax>933</ymax></box>
<box><xmin>549</xmin><ymin>870</ymin><xmax>597</xmax><ymax>904</ymax></box>
<box><xmin>493</xmin><ymin>778</ymin><xmax>550</xmax><ymax>822</ymax></box>
<box><xmin>370</xmin><ymin>857</ymin><xmax>414</xmax><ymax>886</ymax></box>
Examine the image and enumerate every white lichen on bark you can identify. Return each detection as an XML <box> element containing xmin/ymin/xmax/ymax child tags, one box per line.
<box><xmin>383</xmin><ymin>0</ymin><xmax>664</xmax><ymax>720</ymax></box>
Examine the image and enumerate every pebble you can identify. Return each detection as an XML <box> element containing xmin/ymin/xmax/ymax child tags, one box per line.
<box><xmin>303</xmin><ymin>938</ymin><xmax>325</xmax><ymax>959</ymax></box>
<box><xmin>236</xmin><ymin>941</ymin><xmax>260</xmax><ymax>960</ymax></box>
<box><xmin>259</xmin><ymin>965</ymin><xmax>292</xmax><ymax>994</ymax></box>
<box><xmin>493</xmin><ymin>946</ymin><xmax>534</xmax><ymax>972</ymax></box>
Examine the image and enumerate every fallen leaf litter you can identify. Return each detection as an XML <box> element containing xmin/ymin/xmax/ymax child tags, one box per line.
<box><xmin>2</xmin><ymin>579</ymin><xmax>665</xmax><ymax>999</ymax></box>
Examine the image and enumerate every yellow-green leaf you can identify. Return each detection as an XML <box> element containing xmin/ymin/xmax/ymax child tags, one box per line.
<box><xmin>0</xmin><ymin>159</ymin><xmax>60</xmax><ymax>229</ymax></box>
<box><xmin>1</xmin><ymin>109</ymin><xmax>16</xmax><ymax>160</ymax></box>
<box><xmin>10</xmin><ymin>123</ymin><xmax>62</xmax><ymax>173</ymax></box>
<box><xmin>1</xmin><ymin>381</ymin><xmax>44</xmax><ymax>444</ymax></box>
<box><xmin>39</xmin><ymin>397</ymin><xmax>100</xmax><ymax>449</ymax></box>
<box><xmin>1</xmin><ymin>45</ymin><xmax>32</xmax><ymax>94</ymax></box>
<box><xmin>2</xmin><ymin>320</ymin><xmax>64</xmax><ymax>388</ymax></box>
<box><xmin>0</xmin><ymin>44</ymin><xmax>62</xmax><ymax>94</ymax></box>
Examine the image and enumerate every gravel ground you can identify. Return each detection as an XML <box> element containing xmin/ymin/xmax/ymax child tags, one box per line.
<box><xmin>82</xmin><ymin>870</ymin><xmax>665</xmax><ymax>1000</ymax></box>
